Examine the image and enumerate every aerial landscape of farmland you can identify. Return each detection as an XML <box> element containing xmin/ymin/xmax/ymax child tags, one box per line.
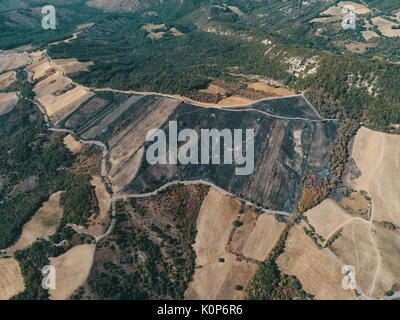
<box><xmin>0</xmin><ymin>0</ymin><xmax>400</xmax><ymax>310</ymax></box>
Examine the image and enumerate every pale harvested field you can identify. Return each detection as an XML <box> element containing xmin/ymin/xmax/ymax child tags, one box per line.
<box><xmin>200</xmin><ymin>84</ymin><xmax>227</xmax><ymax>95</ymax></box>
<box><xmin>142</xmin><ymin>23</ymin><xmax>166</xmax><ymax>32</ymax></box>
<box><xmin>185</xmin><ymin>189</ymin><xmax>257</xmax><ymax>300</ymax></box>
<box><xmin>248</xmin><ymin>82</ymin><xmax>296</xmax><ymax>96</ymax></box>
<box><xmin>229</xmin><ymin>211</ymin><xmax>286</xmax><ymax>261</ymax></box>
<box><xmin>148</xmin><ymin>31</ymin><xmax>165</xmax><ymax>39</ymax></box>
<box><xmin>305</xmin><ymin>198</ymin><xmax>354</xmax><ymax>240</ymax></box>
<box><xmin>52</xmin><ymin>59</ymin><xmax>94</xmax><ymax>74</ymax></box>
<box><xmin>38</xmin><ymin>85</ymin><xmax>93</xmax><ymax>121</ymax></box>
<box><xmin>49</xmin><ymin>244</ymin><xmax>96</xmax><ymax>300</ymax></box>
<box><xmin>372</xmin><ymin>17</ymin><xmax>400</xmax><ymax>37</ymax></box>
<box><xmin>310</xmin><ymin>16</ymin><xmax>339</xmax><ymax>23</ymax></box>
<box><xmin>370</xmin><ymin>225</ymin><xmax>400</xmax><ymax>297</ymax></box>
<box><xmin>362</xmin><ymin>30</ymin><xmax>380</xmax><ymax>41</ymax></box>
<box><xmin>332</xmin><ymin>219</ymin><xmax>381</xmax><ymax>298</ymax></box>
<box><xmin>10</xmin><ymin>191</ymin><xmax>64</xmax><ymax>252</ymax></box>
<box><xmin>64</xmin><ymin>134</ymin><xmax>83</xmax><ymax>154</ymax></box>
<box><xmin>29</xmin><ymin>58</ymin><xmax>53</xmax><ymax>80</ymax></box>
<box><xmin>0</xmin><ymin>92</ymin><xmax>18</xmax><ymax>116</ymax></box>
<box><xmin>142</xmin><ymin>23</ymin><xmax>166</xmax><ymax>39</ymax></box>
<box><xmin>351</xmin><ymin>127</ymin><xmax>400</xmax><ymax>226</ymax></box>
<box><xmin>88</xmin><ymin>176</ymin><xmax>111</xmax><ymax>236</ymax></box>
<box><xmin>0</xmin><ymin>258</ymin><xmax>24</xmax><ymax>300</ymax></box>
<box><xmin>339</xmin><ymin>191</ymin><xmax>369</xmax><ymax>216</ymax></box>
<box><xmin>0</xmin><ymin>55</ymin><xmax>29</xmax><ymax>73</ymax></box>
<box><xmin>0</xmin><ymin>71</ymin><xmax>16</xmax><ymax>90</ymax></box>
<box><xmin>277</xmin><ymin>225</ymin><xmax>357</xmax><ymax>300</ymax></box>
<box><xmin>227</xmin><ymin>5</ymin><xmax>245</xmax><ymax>16</ymax></box>
<box><xmin>34</xmin><ymin>70</ymin><xmax>72</xmax><ymax>97</ymax></box>
<box><xmin>217</xmin><ymin>95</ymin><xmax>253</xmax><ymax>106</ymax></box>
<box><xmin>170</xmin><ymin>27</ymin><xmax>185</xmax><ymax>36</ymax></box>
<box><xmin>333</xmin><ymin>220</ymin><xmax>400</xmax><ymax>298</ymax></box>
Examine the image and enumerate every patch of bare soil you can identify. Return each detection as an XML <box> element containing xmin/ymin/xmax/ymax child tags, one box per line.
<box><xmin>63</xmin><ymin>134</ymin><xmax>84</xmax><ymax>154</ymax></box>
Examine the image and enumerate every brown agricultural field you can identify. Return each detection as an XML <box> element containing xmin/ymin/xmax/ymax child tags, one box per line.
<box><xmin>372</xmin><ymin>17</ymin><xmax>400</xmax><ymax>38</ymax></box>
<box><xmin>0</xmin><ymin>54</ymin><xmax>29</xmax><ymax>73</ymax></box>
<box><xmin>9</xmin><ymin>192</ymin><xmax>64</xmax><ymax>252</ymax></box>
<box><xmin>0</xmin><ymin>71</ymin><xmax>17</xmax><ymax>90</ymax></box>
<box><xmin>52</xmin><ymin>58</ymin><xmax>94</xmax><ymax>74</ymax></box>
<box><xmin>49</xmin><ymin>244</ymin><xmax>96</xmax><ymax>300</ymax></box>
<box><xmin>248</xmin><ymin>82</ymin><xmax>296</xmax><ymax>97</ymax></box>
<box><xmin>0</xmin><ymin>258</ymin><xmax>24</xmax><ymax>300</ymax></box>
<box><xmin>185</xmin><ymin>189</ymin><xmax>257</xmax><ymax>300</ymax></box>
<box><xmin>305</xmin><ymin>198</ymin><xmax>356</xmax><ymax>241</ymax></box>
<box><xmin>350</xmin><ymin>127</ymin><xmax>400</xmax><ymax>226</ymax></box>
<box><xmin>277</xmin><ymin>225</ymin><xmax>357</xmax><ymax>300</ymax></box>
<box><xmin>0</xmin><ymin>92</ymin><xmax>18</xmax><ymax>117</ymax></box>
<box><xmin>229</xmin><ymin>210</ymin><xmax>286</xmax><ymax>261</ymax></box>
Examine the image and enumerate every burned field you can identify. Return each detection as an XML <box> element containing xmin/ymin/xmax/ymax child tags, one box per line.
<box><xmin>57</xmin><ymin>91</ymin><xmax>338</xmax><ymax>213</ymax></box>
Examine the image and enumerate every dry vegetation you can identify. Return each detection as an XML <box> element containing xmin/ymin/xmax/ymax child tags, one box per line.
<box><xmin>87</xmin><ymin>176</ymin><xmax>111</xmax><ymax>236</ymax></box>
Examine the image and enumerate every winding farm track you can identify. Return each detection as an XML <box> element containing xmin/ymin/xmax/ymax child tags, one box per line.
<box><xmin>4</xmin><ymin>44</ymin><xmax>393</xmax><ymax>300</ymax></box>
